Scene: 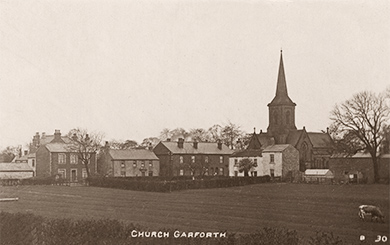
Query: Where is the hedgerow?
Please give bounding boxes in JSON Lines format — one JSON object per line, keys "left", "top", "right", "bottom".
{"left": 86, "top": 176, "right": 271, "bottom": 192}
{"left": 0, "top": 212, "right": 349, "bottom": 245}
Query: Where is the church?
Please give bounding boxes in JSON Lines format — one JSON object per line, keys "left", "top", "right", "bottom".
{"left": 245, "top": 51, "right": 333, "bottom": 172}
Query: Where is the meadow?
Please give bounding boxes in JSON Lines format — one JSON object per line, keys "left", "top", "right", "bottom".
{"left": 0, "top": 183, "right": 388, "bottom": 244}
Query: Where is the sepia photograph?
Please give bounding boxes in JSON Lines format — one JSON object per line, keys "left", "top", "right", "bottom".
{"left": 0, "top": 0, "right": 389, "bottom": 244}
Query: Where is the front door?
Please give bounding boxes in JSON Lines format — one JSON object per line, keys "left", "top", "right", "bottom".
{"left": 71, "top": 169, "right": 77, "bottom": 182}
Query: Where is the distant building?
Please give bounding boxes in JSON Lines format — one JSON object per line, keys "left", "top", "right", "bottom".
{"left": 153, "top": 139, "right": 233, "bottom": 176}
{"left": 247, "top": 51, "right": 333, "bottom": 171}
{"left": 99, "top": 143, "right": 160, "bottom": 177}
{"left": 34, "top": 130, "right": 97, "bottom": 182}
{"left": 0, "top": 163, "right": 34, "bottom": 180}
{"left": 329, "top": 152, "right": 390, "bottom": 184}
{"left": 304, "top": 169, "right": 334, "bottom": 184}
{"left": 229, "top": 141, "right": 299, "bottom": 181}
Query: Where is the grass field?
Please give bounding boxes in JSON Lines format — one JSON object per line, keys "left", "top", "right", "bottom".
{"left": 0, "top": 183, "right": 389, "bottom": 244}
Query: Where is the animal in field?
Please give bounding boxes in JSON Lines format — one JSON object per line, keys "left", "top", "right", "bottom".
{"left": 358, "top": 205, "right": 385, "bottom": 223}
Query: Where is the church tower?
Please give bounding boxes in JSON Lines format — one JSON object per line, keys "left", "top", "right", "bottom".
{"left": 267, "top": 51, "right": 297, "bottom": 143}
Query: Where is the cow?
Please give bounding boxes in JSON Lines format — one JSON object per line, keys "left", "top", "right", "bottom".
{"left": 358, "top": 205, "right": 385, "bottom": 223}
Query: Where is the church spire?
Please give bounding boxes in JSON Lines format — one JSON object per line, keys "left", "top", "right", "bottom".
{"left": 268, "top": 50, "right": 296, "bottom": 106}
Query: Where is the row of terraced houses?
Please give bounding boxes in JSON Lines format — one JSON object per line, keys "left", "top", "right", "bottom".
{"left": 3, "top": 52, "right": 389, "bottom": 184}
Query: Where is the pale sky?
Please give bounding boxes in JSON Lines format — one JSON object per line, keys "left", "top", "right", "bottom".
{"left": 0, "top": 0, "right": 389, "bottom": 149}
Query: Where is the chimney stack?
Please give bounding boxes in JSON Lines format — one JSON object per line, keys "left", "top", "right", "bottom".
{"left": 72, "top": 133, "right": 78, "bottom": 141}
{"left": 24, "top": 150, "right": 28, "bottom": 156}
{"left": 217, "top": 140, "right": 222, "bottom": 150}
{"left": 326, "top": 127, "right": 329, "bottom": 134}
{"left": 54, "top": 129, "right": 61, "bottom": 141}
{"left": 193, "top": 140, "right": 198, "bottom": 149}
{"left": 41, "top": 132, "right": 46, "bottom": 139}
{"left": 167, "top": 138, "right": 171, "bottom": 142}
{"left": 178, "top": 138, "right": 184, "bottom": 148}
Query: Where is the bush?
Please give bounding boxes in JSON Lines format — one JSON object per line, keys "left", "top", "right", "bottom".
{"left": 87, "top": 176, "right": 271, "bottom": 192}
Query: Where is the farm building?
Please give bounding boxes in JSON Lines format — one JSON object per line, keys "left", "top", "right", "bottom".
{"left": 304, "top": 169, "right": 334, "bottom": 183}
{"left": 0, "top": 162, "right": 34, "bottom": 180}
{"left": 99, "top": 144, "right": 160, "bottom": 177}
{"left": 329, "top": 152, "right": 390, "bottom": 184}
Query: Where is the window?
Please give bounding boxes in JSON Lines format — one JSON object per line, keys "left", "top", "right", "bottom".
{"left": 234, "top": 159, "right": 238, "bottom": 165}
{"left": 148, "top": 171, "right": 153, "bottom": 177}
{"left": 270, "top": 154, "right": 274, "bottom": 163}
{"left": 204, "top": 167, "right": 209, "bottom": 176}
{"left": 210, "top": 167, "right": 214, "bottom": 175}
{"left": 270, "top": 169, "right": 274, "bottom": 178}
{"left": 32, "top": 159, "right": 35, "bottom": 167}
{"left": 82, "top": 168, "right": 88, "bottom": 179}
{"left": 149, "top": 161, "right": 153, "bottom": 167}
{"left": 179, "top": 169, "right": 184, "bottom": 176}
{"left": 254, "top": 158, "right": 258, "bottom": 166}
{"left": 58, "top": 169, "right": 66, "bottom": 179}
{"left": 121, "top": 161, "right": 126, "bottom": 177}
{"left": 133, "top": 161, "right": 137, "bottom": 168}
{"left": 234, "top": 171, "right": 238, "bottom": 177}
{"left": 58, "top": 153, "right": 66, "bottom": 164}
{"left": 141, "top": 161, "right": 145, "bottom": 168}
{"left": 191, "top": 156, "right": 195, "bottom": 163}
{"left": 219, "top": 156, "right": 223, "bottom": 164}
{"left": 70, "top": 154, "right": 78, "bottom": 164}
{"left": 274, "top": 111, "right": 279, "bottom": 125}
{"left": 219, "top": 168, "right": 224, "bottom": 176}
{"left": 286, "top": 111, "right": 291, "bottom": 125}
{"left": 70, "top": 169, "right": 77, "bottom": 182}
{"left": 251, "top": 171, "right": 258, "bottom": 177}
{"left": 205, "top": 156, "right": 209, "bottom": 163}
{"left": 179, "top": 156, "right": 184, "bottom": 164}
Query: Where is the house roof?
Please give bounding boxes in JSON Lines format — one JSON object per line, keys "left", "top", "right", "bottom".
{"left": 263, "top": 144, "right": 292, "bottom": 152}
{"left": 13, "top": 155, "right": 28, "bottom": 162}
{"left": 109, "top": 149, "right": 159, "bottom": 160}
{"left": 159, "top": 141, "right": 233, "bottom": 155}
{"left": 0, "top": 163, "right": 33, "bottom": 172}
{"left": 40, "top": 135, "right": 72, "bottom": 145}
{"left": 307, "top": 132, "right": 333, "bottom": 148}
{"left": 305, "top": 169, "right": 333, "bottom": 176}
{"left": 27, "top": 153, "right": 36, "bottom": 158}
{"left": 231, "top": 149, "right": 262, "bottom": 157}
{"left": 45, "top": 143, "right": 70, "bottom": 153}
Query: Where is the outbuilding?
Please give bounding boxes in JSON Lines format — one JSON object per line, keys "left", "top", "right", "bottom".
{"left": 304, "top": 169, "right": 334, "bottom": 183}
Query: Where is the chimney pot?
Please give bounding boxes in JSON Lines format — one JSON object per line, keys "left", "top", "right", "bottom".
{"left": 193, "top": 140, "right": 198, "bottom": 149}
{"left": 167, "top": 138, "right": 171, "bottom": 142}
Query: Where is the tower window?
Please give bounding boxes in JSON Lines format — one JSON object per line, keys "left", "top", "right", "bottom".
{"left": 286, "top": 111, "right": 291, "bottom": 125}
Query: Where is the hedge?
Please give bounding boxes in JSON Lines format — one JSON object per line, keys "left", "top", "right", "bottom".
{"left": 0, "top": 211, "right": 349, "bottom": 245}
{"left": 86, "top": 176, "right": 271, "bottom": 192}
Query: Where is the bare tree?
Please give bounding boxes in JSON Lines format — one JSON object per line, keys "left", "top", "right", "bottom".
{"left": 189, "top": 128, "right": 210, "bottom": 142}
{"left": 109, "top": 139, "right": 139, "bottom": 149}
{"left": 159, "top": 128, "right": 171, "bottom": 141}
{"left": 330, "top": 91, "right": 389, "bottom": 183}
{"left": 221, "top": 121, "right": 244, "bottom": 150}
{"left": 67, "top": 128, "right": 104, "bottom": 178}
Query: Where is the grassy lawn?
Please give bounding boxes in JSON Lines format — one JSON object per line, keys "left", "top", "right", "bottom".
{"left": 0, "top": 183, "right": 389, "bottom": 244}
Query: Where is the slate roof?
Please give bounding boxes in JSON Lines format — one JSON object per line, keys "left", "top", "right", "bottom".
{"left": 14, "top": 155, "right": 28, "bottom": 162}
{"left": 40, "top": 135, "right": 72, "bottom": 145}
{"left": 45, "top": 143, "right": 72, "bottom": 153}
{"left": 263, "top": 144, "right": 292, "bottom": 152}
{"left": 307, "top": 132, "right": 333, "bottom": 148}
{"left": 159, "top": 141, "right": 233, "bottom": 155}
{"left": 231, "top": 149, "right": 262, "bottom": 157}
{"left": 286, "top": 130, "right": 304, "bottom": 147}
{"left": 109, "top": 149, "right": 159, "bottom": 160}
{"left": 0, "top": 163, "right": 33, "bottom": 172}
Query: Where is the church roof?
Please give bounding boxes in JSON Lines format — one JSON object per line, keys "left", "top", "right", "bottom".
{"left": 307, "top": 132, "right": 333, "bottom": 148}
{"left": 268, "top": 51, "right": 296, "bottom": 107}
{"left": 286, "top": 130, "right": 305, "bottom": 147}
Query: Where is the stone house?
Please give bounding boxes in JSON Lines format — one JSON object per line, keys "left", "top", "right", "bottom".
{"left": 34, "top": 130, "right": 97, "bottom": 182}
{"left": 153, "top": 139, "right": 233, "bottom": 176}
{"left": 99, "top": 145, "right": 160, "bottom": 177}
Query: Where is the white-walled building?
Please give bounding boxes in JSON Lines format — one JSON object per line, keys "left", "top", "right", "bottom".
{"left": 262, "top": 144, "right": 299, "bottom": 180}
